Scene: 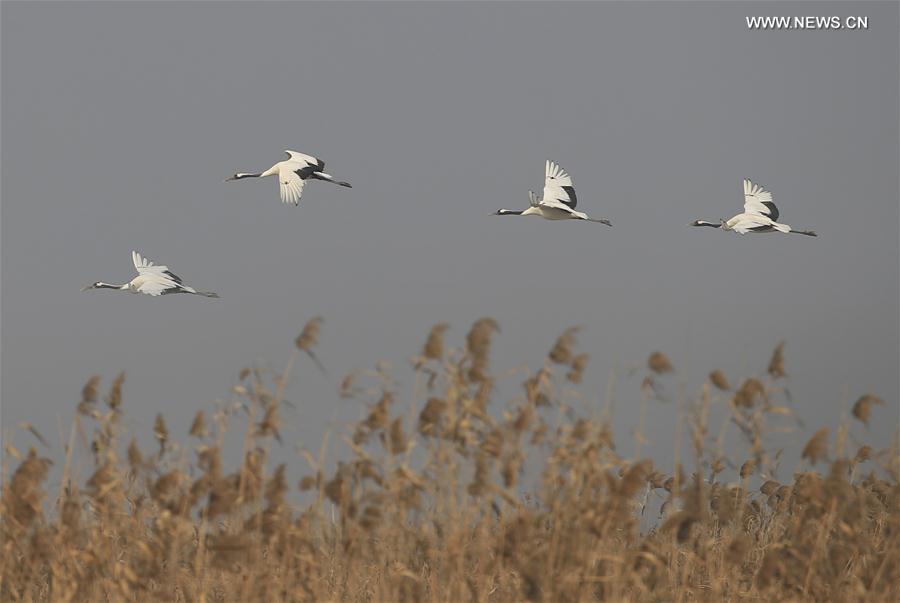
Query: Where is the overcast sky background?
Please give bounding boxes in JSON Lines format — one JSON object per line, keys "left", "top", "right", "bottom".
{"left": 3, "top": 2, "right": 897, "bottom": 486}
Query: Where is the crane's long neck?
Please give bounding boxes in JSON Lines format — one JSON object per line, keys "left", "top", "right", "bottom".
{"left": 496, "top": 209, "right": 524, "bottom": 216}
{"left": 234, "top": 172, "right": 264, "bottom": 179}
{"left": 693, "top": 220, "right": 723, "bottom": 228}
{"left": 98, "top": 282, "right": 129, "bottom": 290}
{"left": 259, "top": 164, "right": 281, "bottom": 178}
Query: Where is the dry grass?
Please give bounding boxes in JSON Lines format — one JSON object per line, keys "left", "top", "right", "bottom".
{"left": 2, "top": 320, "right": 898, "bottom": 602}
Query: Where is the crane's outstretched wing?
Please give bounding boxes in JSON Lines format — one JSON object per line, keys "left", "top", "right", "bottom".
{"left": 279, "top": 170, "right": 308, "bottom": 205}
{"left": 285, "top": 149, "right": 325, "bottom": 178}
{"left": 280, "top": 150, "right": 326, "bottom": 205}
{"left": 132, "top": 251, "right": 184, "bottom": 286}
{"left": 540, "top": 160, "right": 578, "bottom": 209}
{"left": 743, "top": 179, "right": 779, "bottom": 221}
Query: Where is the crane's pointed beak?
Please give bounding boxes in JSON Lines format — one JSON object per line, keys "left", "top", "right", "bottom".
{"left": 224, "top": 175, "right": 237, "bottom": 182}
{"left": 80, "top": 284, "right": 93, "bottom": 292}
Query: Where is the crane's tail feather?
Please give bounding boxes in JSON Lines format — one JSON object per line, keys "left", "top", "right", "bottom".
{"left": 313, "top": 172, "right": 352, "bottom": 188}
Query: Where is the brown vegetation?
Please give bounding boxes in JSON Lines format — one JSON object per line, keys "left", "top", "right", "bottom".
{"left": 2, "top": 321, "right": 898, "bottom": 602}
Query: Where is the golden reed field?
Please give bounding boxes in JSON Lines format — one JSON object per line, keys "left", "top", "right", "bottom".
{"left": 2, "top": 319, "right": 897, "bottom": 602}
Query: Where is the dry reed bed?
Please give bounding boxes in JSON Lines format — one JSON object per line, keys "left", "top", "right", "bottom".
{"left": 1, "top": 319, "right": 898, "bottom": 602}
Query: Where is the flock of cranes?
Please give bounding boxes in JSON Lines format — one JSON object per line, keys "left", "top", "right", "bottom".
{"left": 82, "top": 151, "right": 817, "bottom": 298}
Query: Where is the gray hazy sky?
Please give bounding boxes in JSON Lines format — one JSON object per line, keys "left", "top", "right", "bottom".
{"left": 2, "top": 2, "right": 897, "bottom": 478}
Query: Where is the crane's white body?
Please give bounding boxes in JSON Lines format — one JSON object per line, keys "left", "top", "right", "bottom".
{"left": 495, "top": 160, "right": 611, "bottom": 225}
{"left": 226, "top": 150, "right": 351, "bottom": 206}
{"left": 82, "top": 251, "right": 218, "bottom": 297}
{"left": 692, "top": 180, "right": 816, "bottom": 236}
